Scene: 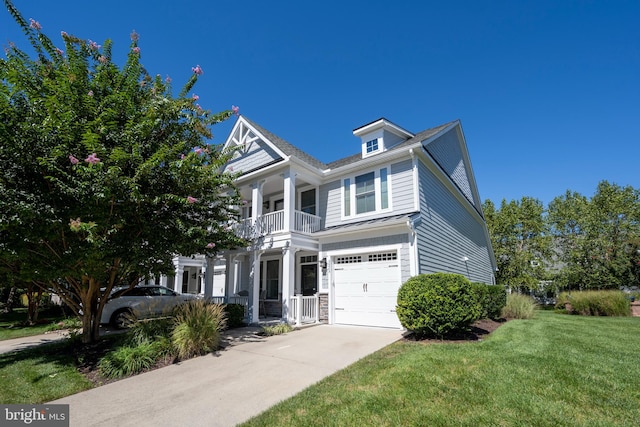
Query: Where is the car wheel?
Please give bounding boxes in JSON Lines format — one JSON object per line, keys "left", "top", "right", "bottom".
{"left": 112, "top": 309, "right": 134, "bottom": 329}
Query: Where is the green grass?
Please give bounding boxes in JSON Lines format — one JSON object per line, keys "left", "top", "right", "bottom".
{"left": 0, "top": 307, "right": 72, "bottom": 341}
{"left": 242, "top": 312, "right": 640, "bottom": 426}
{"left": 0, "top": 339, "right": 92, "bottom": 403}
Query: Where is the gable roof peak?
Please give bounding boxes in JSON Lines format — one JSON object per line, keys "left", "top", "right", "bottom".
{"left": 352, "top": 117, "right": 414, "bottom": 139}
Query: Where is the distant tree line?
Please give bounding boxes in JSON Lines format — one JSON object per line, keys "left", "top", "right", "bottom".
{"left": 483, "top": 181, "right": 640, "bottom": 293}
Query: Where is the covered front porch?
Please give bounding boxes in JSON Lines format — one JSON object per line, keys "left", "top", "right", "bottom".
{"left": 216, "top": 237, "right": 324, "bottom": 326}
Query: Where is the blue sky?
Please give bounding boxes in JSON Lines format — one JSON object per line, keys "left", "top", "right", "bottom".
{"left": 2, "top": 0, "right": 639, "bottom": 206}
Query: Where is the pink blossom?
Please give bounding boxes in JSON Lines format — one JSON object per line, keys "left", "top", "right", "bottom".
{"left": 232, "top": 105, "right": 240, "bottom": 116}
{"left": 29, "top": 19, "right": 42, "bottom": 31}
{"left": 187, "top": 196, "right": 198, "bottom": 204}
{"left": 192, "top": 94, "right": 199, "bottom": 101}
{"left": 56, "top": 48, "right": 64, "bottom": 56}
{"left": 88, "top": 40, "right": 100, "bottom": 51}
{"left": 98, "top": 55, "right": 107, "bottom": 63}
{"left": 206, "top": 242, "right": 216, "bottom": 248}
{"left": 60, "top": 31, "right": 67, "bottom": 38}
{"left": 69, "top": 218, "right": 82, "bottom": 231}
{"left": 165, "top": 75, "right": 172, "bottom": 83}
{"left": 130, "top": 30, "right": 139, "bottom": 42}
{"left": 191, "top": 64, "right": 203, "bottom": 75}
{"left": 85, "top": 153, "right": 100, "bottom": 164}
{"left": 196, "top": 104, "right": 202, "bottom": 111}
{"left": 180, "top": 154, "right": 186, "bottom": 160}
{"left": 87, "top": 90, "right": 94, "bottom": 97}
{"left": 194, "top": 147, "right": 204, "bottom": 155}
{"left": 69, "top": 155, "right": 79, "bottom": 165}
{"left": 132, "top": 47, "right": 140, "bottom": 54}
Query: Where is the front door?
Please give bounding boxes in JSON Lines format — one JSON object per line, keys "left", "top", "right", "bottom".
{"left": 301, "top": 264, "right": 317, "bottom": 296}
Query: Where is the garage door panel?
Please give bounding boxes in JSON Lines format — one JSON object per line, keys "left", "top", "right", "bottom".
{"left": 333, "top": 253, "right": 402, "bottom": 329}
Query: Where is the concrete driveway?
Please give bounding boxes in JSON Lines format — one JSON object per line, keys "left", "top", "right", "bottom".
{"left": 50, "top": 324, "right": 402, "bottom": 427}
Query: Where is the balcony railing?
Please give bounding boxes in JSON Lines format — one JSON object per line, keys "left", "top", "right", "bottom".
{"left": 233, "top": 210, "right": 321, "bottom": 239}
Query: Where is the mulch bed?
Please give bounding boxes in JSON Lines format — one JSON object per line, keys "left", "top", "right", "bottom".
{"left": 401, "top": 318, "right": 507, "bottom": 343}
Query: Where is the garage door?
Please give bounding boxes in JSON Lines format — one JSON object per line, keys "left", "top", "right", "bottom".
{"left": 333, "top": 251, "right": 402, "bottom": 328}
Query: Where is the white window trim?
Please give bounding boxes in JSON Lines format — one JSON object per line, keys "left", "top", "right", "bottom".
{"left": 361, "top": 129, "right": 385, "bottom": 158}
{"left": 341, "top": 166, "right": 393, "bottom": 220}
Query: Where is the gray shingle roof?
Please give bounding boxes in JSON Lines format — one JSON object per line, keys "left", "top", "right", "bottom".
{"left": 242, "top": 117, "right": 328, "bottom": 170}
{"left": 241, "top": 116, "right": 458, "bottom": 171}
{"left": 325, "top": 120, "right": 458, "bottom": 169}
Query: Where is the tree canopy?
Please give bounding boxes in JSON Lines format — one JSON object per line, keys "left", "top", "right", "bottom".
{"left": 484, "top": 181, "right": 640, "bottom": 293}
{"left": 0, "top": 1, "right": 245, "bottom": 342}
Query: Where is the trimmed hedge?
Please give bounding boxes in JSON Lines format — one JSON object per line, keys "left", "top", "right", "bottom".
{"left": 396, "top": 273, "right": 482, "bottom": 338}
{"left": 471, "top": 282, "right": 507, "bottom": 320}
{"left": 224, "top": 303, "right": 246, "bottom": 328}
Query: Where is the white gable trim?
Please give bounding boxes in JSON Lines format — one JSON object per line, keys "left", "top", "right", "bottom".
{"left": 223, "top": 117, "right": 289, "bottom": 160}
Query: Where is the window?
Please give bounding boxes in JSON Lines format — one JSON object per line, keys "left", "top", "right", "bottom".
{"left": 260, "top": 259, "right": 280, "bottom": 300}
{"left": 343, "top": 167, "right": 391, "bottom": 217}
{"left": 300, "top": 189, "right": 316, "bottom": 215}
{"left": 365, "top": 138, "right": 379, "bottom": 153}
{"left": 380, "top": 168, "right": 389, "bottom": 209}
{"left": 355, "top": 172, "right": 376, "bottom": 214}
{"left": 343, "top": 178, "right": 351, "bottom": 216}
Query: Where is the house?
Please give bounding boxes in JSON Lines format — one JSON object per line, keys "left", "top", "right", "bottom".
{"left": 159, "top": 116, "right": 497, "bottom": 329}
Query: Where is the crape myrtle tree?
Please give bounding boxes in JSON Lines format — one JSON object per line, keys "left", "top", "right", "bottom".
{"left": 0, "top": 1, "right": 246, "bottom": 343}
{"left": 482, "top": 197, "right": 551, "bottom": 291}
{"left": 548, "top": 181, "right": 640, "bottom": 290}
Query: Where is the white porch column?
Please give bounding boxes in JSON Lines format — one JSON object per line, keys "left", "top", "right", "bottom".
{"left": 283, "top": 170, "right": 296, "bottom": 232}
{"left": 251, "top": 181, "right": 264, "bottom": 225}
{"left": 281, "top": 245, "right": 295, "bottom": 322}
{"left": 249, "top": 251, "right": 261, "bottom": 324}
{"left": 174, "top": 265, "right": 183, "bottom": 294}
{"left": 225, "top": 255, "right": 235, "bottom": 297}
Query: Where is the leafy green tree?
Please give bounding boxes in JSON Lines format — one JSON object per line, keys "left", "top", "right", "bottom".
{"left": 549, "top": 181, "right": 640, "bottom": 290}
{"left": 482, "top": 197, "right": 551, "bottom": 291}
{"left": 0, "top": 1, "right": 245, "bottom": 343}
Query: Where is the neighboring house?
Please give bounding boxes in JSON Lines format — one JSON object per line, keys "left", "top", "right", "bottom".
{"left": 159, "top": 116, "right": 497, "bottom": 329}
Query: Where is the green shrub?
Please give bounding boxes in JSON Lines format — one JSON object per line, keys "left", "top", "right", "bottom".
{"left": 261, "top": 323, "right": 294, "bottom": 336}
{"left": 471, "top": 283, "right": 507, "bottom": 320}
{"left": 396, "top": 273, "right": 482, "bottom": 338}
{"left": 172, "top": 300, "right": 227, "bottom": 360}
{"left": 557, "top": 290, "right": 630, "bottom": 317}
{"left": 98, "top": 340, "right": 169, "bottom": 379}
{"left": 501, "top": 293, "right": 537, "bottom": 319}
{"left": 224, "top": 303, "right": 246, "bottom": 328}
{"left": 128, "top": 317, "right": 173, "bottom": 345}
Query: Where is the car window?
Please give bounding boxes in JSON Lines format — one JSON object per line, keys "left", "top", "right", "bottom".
{"left": 158, "top": 287, "right": 176, "bottom": 296}
{"left": 113, "top": 287, "right": 149, "bottom": 298}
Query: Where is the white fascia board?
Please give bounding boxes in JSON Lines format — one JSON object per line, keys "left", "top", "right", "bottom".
{"left": 323, "top": 142, "right": 421, "bottom": 177}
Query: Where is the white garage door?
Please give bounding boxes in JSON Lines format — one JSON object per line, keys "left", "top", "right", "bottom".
{"left": 333, "top": 251, "right": 402, "bottom": 328}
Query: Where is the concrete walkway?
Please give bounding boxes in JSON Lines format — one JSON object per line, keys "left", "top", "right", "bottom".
{"left": 0, "top": 330, "right": 70, "bottom": 354}
{"left": 48, "top": 324, "right": 402, "bottom": 427}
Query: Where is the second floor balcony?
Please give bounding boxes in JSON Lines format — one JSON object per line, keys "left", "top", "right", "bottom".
{"left": 234, "top": 209, "right": 322, "bottom": 240}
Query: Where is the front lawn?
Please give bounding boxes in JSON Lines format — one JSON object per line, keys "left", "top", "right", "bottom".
{"left": 0, "top": 308, "right": 73, "bottom": 341}
{"left": 242, "top": 311, "right": 640, "bottom": 426}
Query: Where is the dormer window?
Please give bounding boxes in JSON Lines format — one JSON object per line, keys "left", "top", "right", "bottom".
{"left": 365, "top": 139, "right": 379, "bottom": 154}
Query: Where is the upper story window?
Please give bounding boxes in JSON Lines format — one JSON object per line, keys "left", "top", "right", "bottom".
{"left": 342, "top": 167, "right": 391, "bottom": 217}
{"left": 365, "top": 138, "right": 379, "bottom": 154}
{"left": 355, "top": 172, "right": 375, "bottom": 214}
{"left": 300, "top": 189, "right": 316, "bottom": 215}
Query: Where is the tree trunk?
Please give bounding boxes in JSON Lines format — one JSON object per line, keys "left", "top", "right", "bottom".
{"left": 2, "top": 286, "right": 17, "bottom": 314}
